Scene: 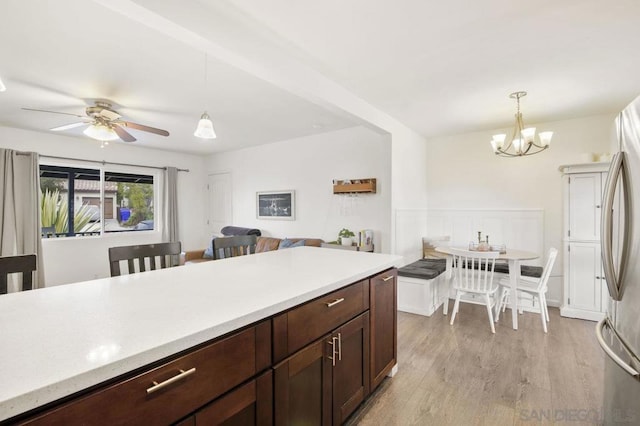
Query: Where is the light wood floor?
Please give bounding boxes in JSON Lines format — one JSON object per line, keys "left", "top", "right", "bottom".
{"left": 348, "top": 303, "right": 605, "bottom": 425}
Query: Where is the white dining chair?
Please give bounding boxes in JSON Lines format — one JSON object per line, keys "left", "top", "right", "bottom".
{"left": 496, "top": 247, "right": 558, "bottom": 333}
{"left": 449, "top": 248, "right": 500, "bottom": 333}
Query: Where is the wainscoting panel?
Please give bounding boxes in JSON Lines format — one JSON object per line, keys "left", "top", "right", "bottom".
{"left": 426, "top": 209, "right": 545, "bottom": 266}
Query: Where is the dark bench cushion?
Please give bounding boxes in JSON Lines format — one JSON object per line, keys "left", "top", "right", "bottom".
{"left": 457, "top": 261, "right": 542, "bottom": 278}
{"left": 398, "top": 258, "right": 447, "bottom": 280}
{"left": 493, "top": 263, "right": 543, "bottom": 278}
{"left": 399, "top": 258, "right": 542, "bottom": 280}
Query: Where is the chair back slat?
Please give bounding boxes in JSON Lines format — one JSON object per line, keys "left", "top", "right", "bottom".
{"left": 213, "top": 235, "right": 257, "bottom": 260}
{"left": 450, "top": 248, "right": 499, "bottom": 293}
{"left": 536, "top": 248, "right": 558, "bottom": 292}
{"left": 109, "top": 242, "right": 182, "bottom": 277}
{"left": 0, "top": 254, "right": 37, "bottom": 294}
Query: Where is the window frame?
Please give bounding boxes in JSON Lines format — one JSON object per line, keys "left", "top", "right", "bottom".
{"left": 40, "top": 161, "right": 162, "bottom": 239}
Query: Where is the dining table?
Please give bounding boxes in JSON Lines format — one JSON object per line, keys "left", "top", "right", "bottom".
{"left": 435, "top": 246, "right": 539, "bottom": 330}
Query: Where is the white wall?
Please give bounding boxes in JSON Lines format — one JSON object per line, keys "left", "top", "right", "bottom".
{"left": 390, "top": 128, "right": 429, "bottom": 263}
{"left": 0, "top": 126, "right": 208, "bottom": 286}
{"left": 425, "top": 113, "right": 616, "bottom": 304}
{"left": 205, "top": 126, "right": 392, "bottom": 252}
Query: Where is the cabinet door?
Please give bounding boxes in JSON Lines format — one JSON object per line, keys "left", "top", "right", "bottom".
{"left": 568, "top": 242, "right": 602, "bottom": 312}
{"left": 568, "top": 172, "right": 602, "bottom": 241}
{"left": 370, "top": 269, "right": 397, "bottom": 391}
{"left": 332, "top": 312, "right": 370, "bottom": 425}
{"left": 274, "top": 337, "right": 332, "bottom": 426}
{"left": 195, "top": 371, "right": 272, "bottom": 425}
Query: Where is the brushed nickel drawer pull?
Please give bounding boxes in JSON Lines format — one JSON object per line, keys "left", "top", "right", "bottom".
{"left": 146, "top": 367, "right": 196, "bottom": 394}
{"left": 382, "top": 275, "right": 394, "bottom": 282}
{"left": 337, "top": 332, "right": 342, "bottom": 361}
{"left": 326, "top": 298, "right": 344, "bottom": 307}
{"left": 327, "top": 337, "right": 337, "bottom": 366}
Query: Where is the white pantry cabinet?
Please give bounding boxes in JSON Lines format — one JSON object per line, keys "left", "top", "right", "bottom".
{"left": 559, "top": 162, "right": 610, "bottom": 321}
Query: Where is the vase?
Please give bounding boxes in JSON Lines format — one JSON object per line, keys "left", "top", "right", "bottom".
{"left": 341, "top": 237, "right": 353, "bottom": 246}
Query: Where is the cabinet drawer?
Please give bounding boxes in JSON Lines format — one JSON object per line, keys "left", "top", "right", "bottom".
{"left": 21, "top": 321, "right": 271, "bottom": 426}
{"left": 273, "top": 281, "right": 369, "bottom": 362}
{"left": 195, "top": 370, "right": 272, "bottom": 425}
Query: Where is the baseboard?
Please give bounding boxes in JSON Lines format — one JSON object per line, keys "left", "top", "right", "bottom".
{"left": 397, "top": 305, "right": 436, "bottom": 317}
{"left": 560, "top": 306, "right": 605, "bottom": 322}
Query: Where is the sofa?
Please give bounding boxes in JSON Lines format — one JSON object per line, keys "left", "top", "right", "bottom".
{"left": 180, "top": 226, "right": 323, "bottom": 265}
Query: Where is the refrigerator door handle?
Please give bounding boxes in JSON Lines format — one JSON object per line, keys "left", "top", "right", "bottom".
{"left": 601, "top": 151, "right": 631, "bottom": 301}
{"left": 596, "top": 318, "right": 640, "bottom": 379}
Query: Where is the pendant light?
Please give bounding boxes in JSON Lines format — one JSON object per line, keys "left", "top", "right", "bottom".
{"left": 194, "top": 54, "right": 217, "bottom": 139}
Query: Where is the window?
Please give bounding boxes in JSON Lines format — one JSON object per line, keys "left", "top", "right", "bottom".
{"left": 40, "top": 165, "right": 155, "bottom": 237}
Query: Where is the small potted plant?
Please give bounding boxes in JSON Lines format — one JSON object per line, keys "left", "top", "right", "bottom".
{"left": 338, "top": 228, "right": 355, "bottom": 246}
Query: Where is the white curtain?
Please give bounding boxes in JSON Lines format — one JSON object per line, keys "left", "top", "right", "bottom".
{"left": 0, "top": 149, "right": 44, "bottom": 290}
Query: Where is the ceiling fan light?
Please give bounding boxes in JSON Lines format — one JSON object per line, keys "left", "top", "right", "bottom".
{"left": 83, "top": 123, "right": 119, "bottom": 141}
{"left": 194, "top": 112, "right": 217, "bottom": 139}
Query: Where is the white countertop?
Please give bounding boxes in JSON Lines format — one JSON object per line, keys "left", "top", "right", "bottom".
{"left": 0, "top": 246, "right": 401, "bottom": 421}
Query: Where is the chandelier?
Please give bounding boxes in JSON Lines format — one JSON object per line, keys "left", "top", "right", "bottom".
{"left": 490, "top": 91, "right": 552, "bottom": 157}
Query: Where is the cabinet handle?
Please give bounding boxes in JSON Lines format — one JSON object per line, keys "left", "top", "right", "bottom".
{"left": 146, "top": 368, "right": 196, "bottom": 394}
{"left": 327, "top": 337, "right": 337, "bottom": 366}
{"left": 596, "top": 276, "right": 601, "bottom": 280}
{"left": 326, "top": 298, "right": 344, "bottom": 307}
{"left": 337, "top": 332, "right": 342, "bottom": 361}
{"left": 596, "top": 205, "right": 601, "bottom": 208}
{"left": 381, "top": 275, "right": 394, "bottom": 282}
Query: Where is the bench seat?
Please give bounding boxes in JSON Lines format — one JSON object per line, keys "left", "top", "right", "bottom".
{"left": 397, "top": 257, "right": 542, "bottom": 317}
{"left": 398, "top": 259, "right": 448, "bottom": 317}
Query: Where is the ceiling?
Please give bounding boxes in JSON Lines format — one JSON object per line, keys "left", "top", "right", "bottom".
{"left": 2, "top": 1, "right": 640, "bottom": 154}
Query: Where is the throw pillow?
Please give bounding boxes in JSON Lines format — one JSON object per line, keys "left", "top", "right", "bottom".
{"left": 278, "top": 238, "right": 306, "bottom": 249}
{"left": 203, "top": 237, "right": 217, "bottom": 259}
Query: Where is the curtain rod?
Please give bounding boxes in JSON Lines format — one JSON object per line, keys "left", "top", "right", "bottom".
{"left": 25, "top": 153, "right": 189, "bottom": 172}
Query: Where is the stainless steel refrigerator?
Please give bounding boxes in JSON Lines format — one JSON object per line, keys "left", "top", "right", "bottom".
{"left": 597, "top": 94, "right": 640, "bottom": 425}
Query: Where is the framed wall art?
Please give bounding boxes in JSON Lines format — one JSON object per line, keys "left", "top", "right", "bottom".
{"left": 256, "top": 190, "right": 295, "bottom": 220}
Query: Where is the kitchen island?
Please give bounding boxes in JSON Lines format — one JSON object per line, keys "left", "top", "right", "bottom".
{"left": 0, "top": 246, "right": 402, "bottom": 424}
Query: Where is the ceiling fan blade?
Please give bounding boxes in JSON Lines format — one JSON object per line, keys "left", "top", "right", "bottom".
{"left": 118, "top": 121, "right": 170, "bottom": 137}
{"left": 22, "top": 107, "right": 85, "bottom": 118}
{"left": 50, "top": 122, "right": 90, "bottom": 131}
{"left": 113, "top": 124, "right": 137, "bottom": 142}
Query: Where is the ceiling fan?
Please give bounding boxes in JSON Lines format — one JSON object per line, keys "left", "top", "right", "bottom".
{"left": 22, "top": 101, "right": 170, "bottom": 142}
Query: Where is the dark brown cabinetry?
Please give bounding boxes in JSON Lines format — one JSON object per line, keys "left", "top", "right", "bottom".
{"left": 332, "top": 312, "right": 369, "bottom": 424}
{"left": 273, "top": 335, "right": 332, "bottom": 425}
{"left": 273, "top": 313, "right": 369, "bottom": 426}
{"left": 369, "top": 269, "right": 397, "bottom": 391}
{"left": 194, "top": 371, "right": 273, "bottom": 425}
{"left": 273, "top": 280, "right": 369, "bottom": 363}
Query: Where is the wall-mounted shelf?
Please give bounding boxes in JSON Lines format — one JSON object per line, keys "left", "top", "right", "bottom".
{"left": 333, "top": 178, "right": 376, "bottom": 194}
